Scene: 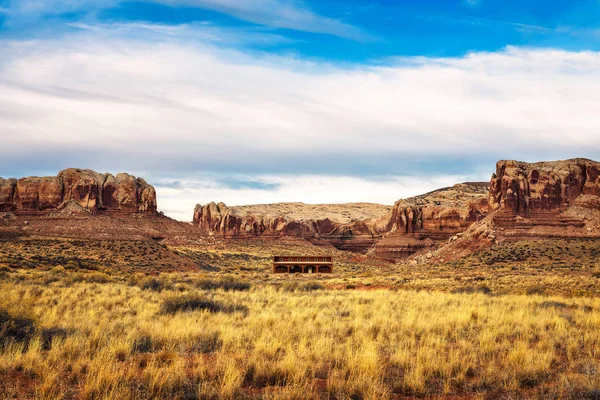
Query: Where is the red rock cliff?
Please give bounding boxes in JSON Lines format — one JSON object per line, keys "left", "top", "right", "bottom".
{"left": 193, "top": 183, "right": 490, "bottom": 257}
{"left": 489, "top": 159, "right": 600, "bottom": 215}
{"left": 368, "top": 183, "right": 490, "bottom": 258}
{"left": 433, "top": 159, "right": 600, "bottom": 263}
{"left": 193, "top": 201, "right": 390, "bottom": 252}
{"left": 0, "top": 168, "right": 157, "bottom": 214}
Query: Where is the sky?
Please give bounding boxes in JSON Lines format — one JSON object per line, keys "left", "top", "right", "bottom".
{"left": 1, "top": 1, "right": 600, "bottom": 220}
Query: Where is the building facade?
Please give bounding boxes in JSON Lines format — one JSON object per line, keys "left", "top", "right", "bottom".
{"left": 272, "top": 256, "right": 333, "bottom": 273}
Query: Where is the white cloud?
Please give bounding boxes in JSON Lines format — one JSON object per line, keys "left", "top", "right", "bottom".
{"left": 1, "top": 31, "right": 600, "bottom": 219}
{"left": 4, "top": 37, "right": 598, "bottom": 157}
{"left": 68, "top": 21, "right": 294, "bottom": 46}
{"left": 158, "top": 0, "right": 367, "bottom": 40}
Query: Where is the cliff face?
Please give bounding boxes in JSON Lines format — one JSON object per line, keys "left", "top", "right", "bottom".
{"left": 433, "top": 159, "right": 600, "bottom": 263}
{"left": 0, "top": 168, "right": 157, "bottom": 214}
{"left": 192, "top": 202, "right": 389, "bottom": 252}
{"left": 484, "top": 158, "right": 600, "bottom": 239}
{"left": 368, "top": 183, "right": 490, "bottom": 258}
{"left": 193, "top": 183, "right": 490, "bottom": 256}
{"left": 489, "top": 159, "right": 600, "bottom": 215}
{"left": 374, "top": 183, "right": 490, "bottom": 234}
{"left": 193, "top": 158, "right": 600, "bottom": 261}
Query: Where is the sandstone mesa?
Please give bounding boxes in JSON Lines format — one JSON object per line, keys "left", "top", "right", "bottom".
{"left": 2, "top": 158, "right": 600, "bottom": 262}
{"left": 193, "top": 159, "right": 600, "bottom": 260}
{"left": 0, "top": 168, "right": 157, "bottom": 215}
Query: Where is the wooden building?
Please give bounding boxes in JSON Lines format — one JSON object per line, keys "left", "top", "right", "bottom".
{"left": 272, "top": 256, "right": 333, "bottom": 273}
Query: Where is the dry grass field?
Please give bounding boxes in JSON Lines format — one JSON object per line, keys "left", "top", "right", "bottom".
{"left": 1, "top": 265, "right": 600, "bottom": 399}
{"left": 2, "top": 236, "right": 600, "bottom": 398}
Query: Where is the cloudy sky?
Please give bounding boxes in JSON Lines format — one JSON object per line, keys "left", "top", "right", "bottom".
{"left": 1, "top": 0, "right": 600, "bottom": 220}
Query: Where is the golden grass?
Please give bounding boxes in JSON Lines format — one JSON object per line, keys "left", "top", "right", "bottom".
{"left": 2, "top": 270, "right": 600, "bottom": 399}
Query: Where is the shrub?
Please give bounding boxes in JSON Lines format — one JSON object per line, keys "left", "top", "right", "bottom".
{"left": 40, "top": 327, "right": 69, "bottom": 350}
{"left": 282, "top": 282, "right": 324, "bottom": 292}
{"left": 451, "top": 285, "right": 491, "bottom": 295}
{"left": 190, "top": 331, "right": 223, "bottom": 353}
{"left": 539, "top": 301, "right": 573, "bottom": 310}
{"left": 132, "top": 334, "right": 154, "bottom": 353}
{"left": 525, "top": 285, "right": 547, "bottom": 295}
{"left": 160, "top": 294, "right": 248, "bottom": 315}
{"left": 64, "top": 260, "right": 79, "bottom": 270}
{"left": 85, "top": 272, "right": 112, "bottom": 283}
{"left": 195, "top": 276, "right": 251, "bottom": 292}
{"left": 0, "top": 307, "right": 36, "bottom": 345}
{"left": 139, "top": 276, "right": 172, "bottom": 292}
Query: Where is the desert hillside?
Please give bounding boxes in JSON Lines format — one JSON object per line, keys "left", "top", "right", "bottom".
{"left": 218, "top": 202, "right": 392, "bottom": 224}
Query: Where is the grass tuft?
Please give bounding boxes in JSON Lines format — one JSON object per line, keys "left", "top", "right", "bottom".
{"left": 282, "top": 282, "right": 324, "bottom": 292}
{"left": 139, "top": 276, "right": 172, "bottom": 292}
{"left": 195, "top": 276, "right": 251, "bottom": 291}
{"left": 160, "top": 294, "right": 248, "bottom": 315}
{"left": 0, "top": 307, "right": 36, "bottom": 346}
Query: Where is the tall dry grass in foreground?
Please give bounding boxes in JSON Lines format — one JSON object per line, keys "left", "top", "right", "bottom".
{"left": 1, "top": 271, "right": 600, "bottom": 399}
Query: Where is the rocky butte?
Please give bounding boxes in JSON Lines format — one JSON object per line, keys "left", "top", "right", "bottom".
{"left": 0, "top": 168, "right": 157, "bottom": 215}
{"left": 368, "top": 182, "right": 490, "bottom": 259}
{"left": 192, "top": 202, "right": 393, "bottom": 253}
{"left": 489, "top": 158, "right": 600, "bottom": 213}
{"left": 3, "top": 158, "right": 599, "bottom": 261}
{"left": 485, "top": 158, "right": 600, "bottom": 235}
{"left": 434, "top": 158, "right": 600, "bottom": 261}
{"left": 193, "top": 182, "right": 491, "bottom": 257}
{"left": 194, "top": 158, "right": 600, "bottom": 260}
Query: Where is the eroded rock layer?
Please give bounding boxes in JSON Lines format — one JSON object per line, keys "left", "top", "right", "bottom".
{"left": 193, "top": 202, "right": 389, "bottom": 253}
{"left": 489, "top": 158, "right": 600, "bottom": 215}
{"left": 194, "top": 183, "right": 490, "bottom": 256}
{"left": 368, "top": 183, "right": 490, "bottom": 258}
{"left": 193, "top": 159, "right": 600, "bottom": 260}
{"left": 0, "top": 169, "right": 157, "bottom": 214}
{"left": 432, "top": 159, "right": 600, "bottom": 263}
{"left": 487, "top": 159, "right": 600, "bottom": 235}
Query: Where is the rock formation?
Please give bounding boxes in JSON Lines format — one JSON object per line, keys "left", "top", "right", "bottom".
{"left": 193, "top": 183, "right": 490, "bottom": 256}
{"left": 485, "top": 159, "right": 600, "bottom": 235}
{"left": 0, "top": 178, "right": 17, "bottom": 212}
{"left": 368, "top": 183, "right": 490, "bottom": 258}
{"left": 489, "top": 158, "right": 600, "bottom": 215}
{"left": 432, "top": 159, "right": 600, "bottom": 262}
{"left": 193, "top": 202, "right": 390, "bottom": 252}
{"left": 192, "top": 159, "right": 600, "bottom": 261}
{"left": 0, "top": 169, "right": 157, "bottom": 215}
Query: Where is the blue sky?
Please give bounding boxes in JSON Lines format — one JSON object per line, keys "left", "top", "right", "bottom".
{"left": 3, "top": 0, "right": 600, "bottom": 60}
{"left": 1, "top": 0, "right": 600, "bottom": 220}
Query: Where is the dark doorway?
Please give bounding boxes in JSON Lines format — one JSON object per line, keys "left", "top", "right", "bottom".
{"left": 275, "top": 265, "right": 288, "bottom": 273}
{"left": 290, "top": 265, "right": 302, "bottom": 273}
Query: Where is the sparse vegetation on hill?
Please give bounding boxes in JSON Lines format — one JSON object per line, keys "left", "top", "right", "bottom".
{"left": 0, "top": 236, "right": 197, "bottom": 272}
{"left": 453, "top": 239, "right": 600, "bottom": 269}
